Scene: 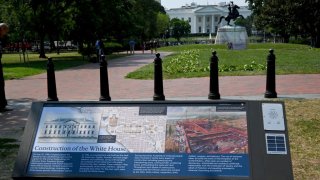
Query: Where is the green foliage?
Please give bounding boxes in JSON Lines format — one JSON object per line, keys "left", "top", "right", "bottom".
{"left": 0, "top": 0, "right": 165, "bottom": 57}
{"left": 157, "top": 13, "right": 170, "bottom": 37}
{"left": 235, "top": 15, "right": 254, "bottom": 36}
{"left": 170, "top": 18, "right": 191, "bottom": 42}
{"left": 104, "top": 42, "right": 123, "bottom": 55}
{"left": 247, "top": 0, "right": 320, "bottom": 47}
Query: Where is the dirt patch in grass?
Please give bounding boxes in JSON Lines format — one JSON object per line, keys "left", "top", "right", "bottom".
{"left": 285, "top": 99, "right": 320, "bottom": 180}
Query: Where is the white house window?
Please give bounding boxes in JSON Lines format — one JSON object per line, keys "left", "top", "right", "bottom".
{"left": 199, "top": 26, "right": 202, "bottom": 33}
{"left": 198, "top": 17, "right": 202, "bottom": 22}
{"left": 188, "top": 17, "right": 191, "bottom": 22}
{"left": 207, "top": 17, "right": 210, "bottom": 22}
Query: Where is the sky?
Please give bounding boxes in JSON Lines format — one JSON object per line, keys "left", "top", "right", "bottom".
{"left": 161, "top": 0, "right": 248, "bottom": 9}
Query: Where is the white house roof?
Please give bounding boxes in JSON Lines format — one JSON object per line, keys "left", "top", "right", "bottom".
{"left": 166, "top": 5, "right": 251, "bottom": 16}
{"left": 194, "top": 6, "right": 227, "bottom": 14}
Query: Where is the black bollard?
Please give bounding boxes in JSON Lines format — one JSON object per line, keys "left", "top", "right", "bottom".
{"left": 0, "top": 55, "right": 8, "bottom": 109}
{"left": 99, "top": 55, "right": 111, "bottom": 101}
{"left": 208, "top": 51, "right": 221, "bottom": 100}
{"left": 153, "top": 53, "right": 165, "bottom": 101}
{"left": 47, "top": 57, "right": 58, "bottom": 101}
{"left": 264, "top": 49, "right": 277, "bottom": 98}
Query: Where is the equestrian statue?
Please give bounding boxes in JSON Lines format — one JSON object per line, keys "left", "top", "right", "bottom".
{"left": 218, "top": 1, "right": 244, "bottom": 26}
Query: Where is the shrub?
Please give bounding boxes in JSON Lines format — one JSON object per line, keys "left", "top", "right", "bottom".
{"left": 104, "top": 42, "right": 123, "bottom": 54}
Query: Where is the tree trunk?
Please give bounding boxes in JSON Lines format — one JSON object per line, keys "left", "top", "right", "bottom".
{"left": 282, "top": 34, "right": 290, "bottom": 43}
{"left": 312, "top": 35, "right": 320, "bottom": 48}
{"left": 39, "top": 32, "right": 46, "bottom": 58}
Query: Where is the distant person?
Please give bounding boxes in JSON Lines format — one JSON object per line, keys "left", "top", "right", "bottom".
{"left": 142, "top": 42, "right": 146, "bottom": 54}
{"left": 95, "top": 39, "right": 104, "bottom": 62}
{"left": 227, "top": 42, "right": 233, "bottom": 50}
{"left": 0, "top": 23, "right": 10, "bottom": 111}
{"left": 129, "top": 40, "right": 136, "bottom": 54}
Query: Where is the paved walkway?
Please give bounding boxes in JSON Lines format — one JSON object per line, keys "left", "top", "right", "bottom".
{"left": 1, "top": 51, "right": 320, "bottom": 139}
{"left": 4, "top": 52, "right": 320, "bottom": 101}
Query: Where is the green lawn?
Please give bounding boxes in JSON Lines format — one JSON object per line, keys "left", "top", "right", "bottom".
{"left": 1, "top": 52, "right": 126, "bottom": 80}
{"left": 126, "top": 43, "right": 320, "bottom": 79}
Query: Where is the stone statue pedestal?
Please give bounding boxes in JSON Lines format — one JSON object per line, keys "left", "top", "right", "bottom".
{"left": 215, "top": 25, "right": 248, "bottom": 50}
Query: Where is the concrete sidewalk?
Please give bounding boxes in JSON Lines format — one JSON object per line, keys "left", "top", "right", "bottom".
{"left": 1, "top": 52, "right": 320, "bottom": 139}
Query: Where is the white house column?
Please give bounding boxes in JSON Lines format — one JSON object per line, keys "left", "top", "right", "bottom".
{"left": 193, "top": 16, "right": 197, "bottom": 34}
{"left": 202, "top": 15, "right": 206, "bottom": 33}
{"left": 211, "top": 15, "right": 215, "bottom": 33}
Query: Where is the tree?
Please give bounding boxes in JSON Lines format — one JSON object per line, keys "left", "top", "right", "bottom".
{"left": 293, "top": 0, "right": 320, "bottom": 47}
{"left": 29, "top": 0, "right": 75, "bottom": 58}
{"left": 0, "top": 0, "right": 33, "bottom": 42}
{"left": 170, "top": 18, "right": 191, "bottom": 42}
{"left": 156, "top": 13, "right": 170, "bottom": 38}
{"left": 247, "top": 0, "right": 320, "bottom": 47}
{"left": 131, "top": 0, "right": 165, "bottom": 42}
{"left": 0, "top": 0, "right": 168, "bottom": 56}
{"left": 247, "top": 0, "right": 294, "bottom": 43}
{"left": 235, "top": 15, "right": 254, "bottom": 36}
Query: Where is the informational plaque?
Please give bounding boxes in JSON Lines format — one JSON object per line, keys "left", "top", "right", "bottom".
{"left": 13, "top": 101, "right": 294, "bottom": 180}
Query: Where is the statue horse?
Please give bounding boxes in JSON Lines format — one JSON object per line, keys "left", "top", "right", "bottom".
{"left": 218, "top": 5, "right": 244, "bottom": 25}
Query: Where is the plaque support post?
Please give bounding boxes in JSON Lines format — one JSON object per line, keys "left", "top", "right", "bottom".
{"left": 208, "top": 51, "right": 221, "bottom": 100}
{"left": 99, "top": 55, "right": 111, "bottom": 101}
{"left": 264, "top": 49, "right": 277, "bottom": 98}
{"left": 153, "top": 53, "right": 165, "bottom": 101}
{"left": 47, "top": 57, "right": 58, "bottom": 101}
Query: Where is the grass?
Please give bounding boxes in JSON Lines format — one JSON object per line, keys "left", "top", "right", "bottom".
{"left": 1, "top": 52, "right": 126, "bottom": 80}
{"left": 286, "top": 99, "right": 320, "bottom": 180}
{"left": 126, "top": 43, "right": 320, "bottom": 79}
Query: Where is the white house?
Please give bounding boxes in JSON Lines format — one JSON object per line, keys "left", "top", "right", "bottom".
{"left": 41, "top": 118, "right": 98, "bottom": 138}
{"left": 166, "top": 2, "right": 252, "bottom": 34}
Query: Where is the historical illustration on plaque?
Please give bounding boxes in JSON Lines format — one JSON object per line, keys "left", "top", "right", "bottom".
{"left": 165, "top": 106, "right": 248, "bottom": 154}
{"left": 37, "top": 107, "right": 100, "bottom": 143}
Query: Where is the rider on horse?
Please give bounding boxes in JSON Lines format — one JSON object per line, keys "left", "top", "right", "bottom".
{"left": 218, "top": 1, "right": 243, "bottom": 25}
{"left": 229, "top": 1, "right": 240, "bottom": 19}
